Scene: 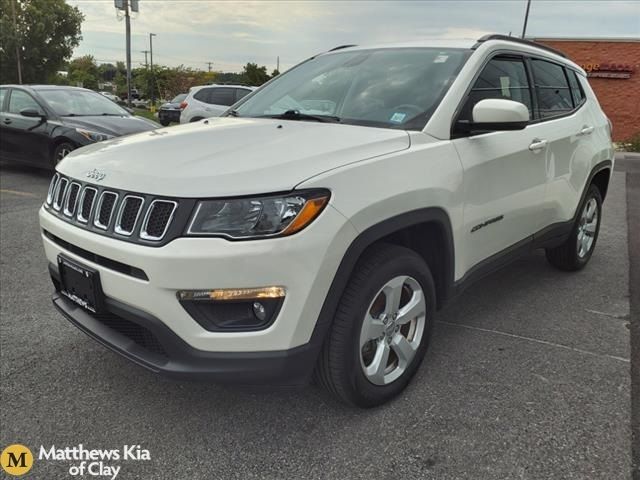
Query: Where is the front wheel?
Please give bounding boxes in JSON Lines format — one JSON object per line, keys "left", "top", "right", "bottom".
{"left": 52, "top": 142, "right": 75, "bottom": 167}
{"left": 546, "top": 184, "right": 602, "bottom": 271}
{"left": 315, "top": 243, "right": 436, "bottom": 407}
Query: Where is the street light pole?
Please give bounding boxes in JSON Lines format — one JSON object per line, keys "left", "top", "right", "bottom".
{"left": 149, "top": 33, "right": 156, "bottom": 108}
{"left": 124, "top": 0, "right": 132, "bottom": 107}
{"left": 521, "top": 0, "right": 532, "bottom": 39}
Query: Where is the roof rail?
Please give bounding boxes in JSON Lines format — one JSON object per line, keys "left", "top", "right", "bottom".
{"left": 328, "top": 44, "right": 357, "bottom": 52}
{"left": 473, "top": 34, "right": 567, "bottom": 58}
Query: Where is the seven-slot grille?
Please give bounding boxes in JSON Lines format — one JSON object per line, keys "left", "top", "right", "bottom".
{"left": 45, "top": 174, "right": 177, "bottom": 243}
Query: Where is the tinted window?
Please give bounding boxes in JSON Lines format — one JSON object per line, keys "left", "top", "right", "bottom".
{"left": 459, "top": 57, "right": 532, "bottom": 121}
{"left": 234, "top": 48, "right": 470, "bottom": 130}
{"left": 8, "top": 90, "right": 43, "bottom": 114}
{"left": 208, "top": 88, "right": 236, "bottom": 106}
{"left": 531, "top": 59, "right": 574, "bottom": 118}
{"left": 567, "top": 70, "right": 585, "bottom": 107}
{"left": 193, "top": 88, "right": 210, "bottom": 102}
{"left": 235, "top": 88, "right": 251, "bottom": 102}
{"left": 0, "top": 88, "right": 6, "bottom": 111}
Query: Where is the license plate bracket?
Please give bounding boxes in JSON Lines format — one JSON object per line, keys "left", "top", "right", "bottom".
{"left": 57, "top": 255, "right": 105, "bottom": 313}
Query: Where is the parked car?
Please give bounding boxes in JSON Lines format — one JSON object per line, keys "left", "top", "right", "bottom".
{"left": 158, "top": 93, "right": 187, "bottom": 126}
{"left": 40, "top": 35, "right": 613, "bottom": 407}
{"left": 119, "top": 88, "right": 140, "bottom": 101}
{"left": 98, "top": 91, "right": 120, "bottom": 103}
{"left": 0, "top": 85, "right": 159, "bottom": 168}
{"left": 179, "top": 84, "right": 255, "bottom": 123}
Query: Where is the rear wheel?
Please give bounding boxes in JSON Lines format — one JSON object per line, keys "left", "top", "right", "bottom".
{"left": 159, "top": 119, "right": 170, "bottom": 126}
{"left": 315, "top": 243, "right": 436, "bottom": 407}
{"left": 546, "top": 184, "right": 602, "bottom": 271}
{"left": 52, "top": 142, "right": 75, "bottom": 166}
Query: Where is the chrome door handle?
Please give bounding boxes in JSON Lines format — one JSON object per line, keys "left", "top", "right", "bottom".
{"left": 529, "top": 139, "right": 548, "bottom": 151}
{"left": 579, "top": 125, "right": 594, "bottom": 135}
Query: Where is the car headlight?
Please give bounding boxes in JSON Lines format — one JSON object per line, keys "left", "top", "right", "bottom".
{"left": 186, "top": 190, "right": 330, "bottom": 239}
{"left": 75, "top": 128, "right": 115, "bottom": 142}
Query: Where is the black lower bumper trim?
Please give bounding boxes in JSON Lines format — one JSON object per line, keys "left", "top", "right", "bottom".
{"left": 50, "top": 268, "right": 319, "bottom": 385}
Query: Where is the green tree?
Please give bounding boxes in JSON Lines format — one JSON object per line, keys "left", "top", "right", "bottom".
{"left": 0, "top": 0, "right": 84, "bottom": 84}
{"left": 242, "top": 62, "right": 270, "bottom": 86}
{"left": 270, "top": 68, "right": 280, "bottom": 78}
{"left": 67, "top": 55, "right": 99, "bottom": 90}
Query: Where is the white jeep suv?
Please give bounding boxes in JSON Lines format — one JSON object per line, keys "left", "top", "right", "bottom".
{"left": 40, "top": 35, "right": 613, "bottom": 407}
{"left": 179, "top": 84, "right": 255, "bottom": 123}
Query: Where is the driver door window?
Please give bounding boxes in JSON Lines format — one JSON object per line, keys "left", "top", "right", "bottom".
{"left": 459, "top": 57, "right": 532, "bottom": 122}
{"left": 8, "top": 90, "right": 43, "bottom": 115}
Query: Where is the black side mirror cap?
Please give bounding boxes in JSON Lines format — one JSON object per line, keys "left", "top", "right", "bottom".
{"left": 20, "top": 108, "right": 45, "bottom": 119}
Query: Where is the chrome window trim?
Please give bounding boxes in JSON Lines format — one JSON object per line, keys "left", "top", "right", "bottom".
{"left": 140, "top": 200, "right": 178, "bottom": 241}
{"left": 52, "top": 177, "right": 69, "bottom": 211}
{"left": 114, "top": 195, "right": 145, "bottom": 236}
{"left": 77, "top": 186, "right": 98, "bottom": 224}
{"left": 46, "top": 173, "right": 60, "bottom": 206}
{"left": 63, "top": 182, "right": 81, "bottom": 217}
{"left": 93, "top": 191, "right": 119, "bottom": 230}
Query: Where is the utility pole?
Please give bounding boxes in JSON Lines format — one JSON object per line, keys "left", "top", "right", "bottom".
{"left": 141, "top": 50, "right": 149, "bottom": 68}
{"left": 277, "top": 56, "right": 280, "bottom": 72}
{"left": 206, "top": 62, "right": 213, "bottom": 73}
{"left": 149, "top": 33, "right": 156, "bottom": 108}
{"left": 124, "top": 0, "right": 132, "bottom": 107}
{"left": 521, "top": 0, "right": 532, "bottom": 39}
{"left": 11, "top": 0, "right": 22, "bottom": 84}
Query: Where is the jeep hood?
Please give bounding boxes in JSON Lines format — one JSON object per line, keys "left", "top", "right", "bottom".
{"left": 57, "top": 117, "right": 410, "bottom": 197}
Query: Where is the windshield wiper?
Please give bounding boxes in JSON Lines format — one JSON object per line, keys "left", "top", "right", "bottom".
{"left": 257, "top": 109, "right": 341, "bottom": 123}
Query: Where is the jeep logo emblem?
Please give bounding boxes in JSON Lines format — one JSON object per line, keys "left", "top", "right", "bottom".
{"left": 85, "top": 169, "right": 106, "bottom": 181}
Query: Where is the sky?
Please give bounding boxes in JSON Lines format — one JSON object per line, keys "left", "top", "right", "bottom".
{"left": 66, "top": 0, "right": 640, "bottom": 73}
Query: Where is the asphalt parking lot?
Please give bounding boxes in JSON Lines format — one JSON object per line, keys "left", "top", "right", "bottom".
{"left": 0, "top": 157, "right": 636, "bottom": 479}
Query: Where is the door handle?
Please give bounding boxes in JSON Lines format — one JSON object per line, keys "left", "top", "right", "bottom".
{"left": 578, "top": 125, "right": 594, "bottom": 136}
{"left": 529, "top": 139, "right": 548, "bottom": 151}
{"left": 2, "top": 118, "right": 11, "bottom": 125}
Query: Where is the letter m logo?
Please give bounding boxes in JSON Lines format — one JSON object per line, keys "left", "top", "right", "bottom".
{"left": 6, "top": 452, "right": 27, "bottom": 468}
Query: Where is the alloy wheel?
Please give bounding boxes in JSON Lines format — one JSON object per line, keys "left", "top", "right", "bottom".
{"left": 577, "top": 197, "right": 598, "bottom": 258}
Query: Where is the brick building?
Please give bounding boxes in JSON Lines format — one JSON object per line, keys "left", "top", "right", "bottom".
{"left": 533, "top": 38, "right": 639, "bottom": 142}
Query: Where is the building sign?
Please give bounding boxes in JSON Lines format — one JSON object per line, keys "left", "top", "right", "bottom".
{"left": 581, "top": 62, "right": 635, "bottom": 79}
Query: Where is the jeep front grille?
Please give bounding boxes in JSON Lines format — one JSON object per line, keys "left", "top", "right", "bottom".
{"left": 43, "top": 174, "right": 185, "bottom": 246}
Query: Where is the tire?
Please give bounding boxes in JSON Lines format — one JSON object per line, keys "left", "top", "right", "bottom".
{"left": 52, "top": 142, "right": 75, "bottom": 167}
{"left": 159, "top": 119, "right": 170, "bottom": 126}
{"left": 315, "top": 243, "right": 436, "bottom": 407}
{"left": 546, "top": 184, "right": 602, "bottom": 271}
{"left": 190, "top": 117, "right": 203, "bottom": 123}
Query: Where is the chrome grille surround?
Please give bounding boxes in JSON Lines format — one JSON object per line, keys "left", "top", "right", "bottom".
{"left": 53, "top": 177, "right": 69, "bottom": 211}
{"left": 46, "top": 173, "right": 60, "bottom": 205}
{"left": 93, "top": 191, "right": 119, "bottom": 230}
{"left": 114, "top": 195, "right": 144, "bottom": 236}
{"left": 77, "top": 186, "right": 98, "bottom": 224}
{"left": 140, "top": 200, "right": 178, "bottom": 241}
{"left": 63, "top": 182, "right": 81, "bottom": 217}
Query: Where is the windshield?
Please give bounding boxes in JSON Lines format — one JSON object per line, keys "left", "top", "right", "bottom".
{"left": 171, "top": 93, "right": 187, "bottom": 103}
{"left": 38, "top": 89, "right": 129, "bottom": 117}
{"left": 232, "top": 48, "right": 469, "bottom": 130}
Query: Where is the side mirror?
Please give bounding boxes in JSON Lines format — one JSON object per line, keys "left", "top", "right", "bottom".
{"left": 470, "top": 98, "right": 529, "bottom": 131}
{"left": 20, "top": 108, "right": 45, "bottom": 119}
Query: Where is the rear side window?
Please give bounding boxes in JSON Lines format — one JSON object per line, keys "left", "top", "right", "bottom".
{"left": 0, "top": 88, "right": 6, "bottom": 111}
{"left": 531, "top": 59, "right": 574, "bottom": 118}
{"left": 567, "top": 70, "right": 586, "bottom": 107}
{"left": 193, "top": 88, "right": 211, "bottom": 103}
{"left": 208, "top": 88, "right": 235, "bottom": 106}
{"left": 235, "top": 88, "right": 251, "bottom": 102}
{"left": 459, "top": 57, "right": 532, "bottom": 121}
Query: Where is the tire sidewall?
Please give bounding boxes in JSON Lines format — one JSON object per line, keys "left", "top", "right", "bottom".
{"left": 342, "top": 252, "right": 436, "bottom": 406}
{"left": 52, "top": 142, "right": 75, "bottom": 167}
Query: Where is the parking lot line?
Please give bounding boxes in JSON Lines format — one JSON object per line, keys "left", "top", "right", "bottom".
{"left": 0, "top": 188, "right": 39, "bottom": 198}
{"left": 437, "top": 320, "right": 630, "bottom": 363}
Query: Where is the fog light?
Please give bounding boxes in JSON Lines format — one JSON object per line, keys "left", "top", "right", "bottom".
{"left": 253, "top": 302, "right": 267, "bottom": 321}
{"left": 176, "top": 286, "right": 285, "bottom": 332}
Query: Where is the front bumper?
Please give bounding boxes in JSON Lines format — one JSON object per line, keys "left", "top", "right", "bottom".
{"left": 40, "top": 204, "right": 356, "bottom": 355}
{"left": 50, "top": 282, "right": 319, "bottom": 384}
